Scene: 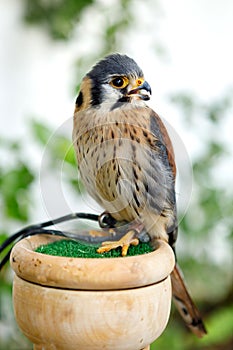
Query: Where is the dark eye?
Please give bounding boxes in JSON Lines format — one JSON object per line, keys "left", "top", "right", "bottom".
{"left": 110, "top": 77, "right": 128, "bottom": 89}
{"left": 112, "top": 77, "right": 124, "bottom": 87}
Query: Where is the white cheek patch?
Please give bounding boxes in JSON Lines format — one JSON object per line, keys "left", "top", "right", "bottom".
{"left": 103, "top": 84, "right": 122, "bottom": 103}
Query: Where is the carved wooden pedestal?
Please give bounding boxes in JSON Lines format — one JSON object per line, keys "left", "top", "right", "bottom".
{"left": 11, "top": 235, "right": 175, "bottom": 350}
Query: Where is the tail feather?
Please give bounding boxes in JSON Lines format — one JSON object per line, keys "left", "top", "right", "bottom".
{"left": 171, "top": 263, "right": 207, "bottom": 338}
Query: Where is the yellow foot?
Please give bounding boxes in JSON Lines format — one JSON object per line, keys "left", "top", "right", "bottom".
{"left": 97, "top": 230, "right": 139, "bottom": 256}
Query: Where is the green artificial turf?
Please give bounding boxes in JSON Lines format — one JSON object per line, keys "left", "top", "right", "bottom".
{"left": 35, "top": 239, "right": 153, "bottom": 258}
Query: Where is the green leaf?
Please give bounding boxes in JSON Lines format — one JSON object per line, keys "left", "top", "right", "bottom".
{"left": 23, "top": 0, "right": 95, "bottom": 40}
{"left": 30, "top": 119, "right": 53, "bottom": 146}
{"left": 51, "top": 135, "right": 77, "bottom": 166}
{"left": 0, "top": 163, "right": 34, "bottom": 221}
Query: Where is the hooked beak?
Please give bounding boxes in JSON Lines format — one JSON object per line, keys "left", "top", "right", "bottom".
{"left": 128, "top": 81, "right": 152, "bottom": 101}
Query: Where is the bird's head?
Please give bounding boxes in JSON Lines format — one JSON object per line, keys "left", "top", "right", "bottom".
{"left": 75, "top": 54, "right": 152, "bottom": 112}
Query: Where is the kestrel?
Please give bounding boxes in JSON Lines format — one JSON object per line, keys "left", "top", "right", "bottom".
{"left": 73, "top": 53, "right": 206, "bottom": 337}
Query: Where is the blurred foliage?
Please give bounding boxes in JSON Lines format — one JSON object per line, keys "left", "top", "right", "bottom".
{"left": 154, "top": 304, "right": 233, "bottom": 350}
{"left": 23, "top": 0, "right": 95, "bottom": 40}
{"left": 0, "top": 0, "right": 233, "bottom": 349}
{"left": 30, "top": 120, "right": 76, "bottom": 167}
{"left": 0, "top": 138, "right": 34, "bottom": 223}
{"left": 30, "top": 119, "right": 85, "bottom": 194}
{"left": 167, "top": 92, "right": 233, "bottom": 349}
{"left": 0, "top": 138, "right": 34, "bottom": 350}
{"left": 0, "top": 162, "right": 34, "bottom": 222}
{"left": 171, "top": 91, "right": 233, "bottom": 245}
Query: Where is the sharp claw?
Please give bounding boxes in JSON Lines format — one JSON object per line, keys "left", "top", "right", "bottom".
{"left": 121, "top": 245, "right": 129, "bottom": 257}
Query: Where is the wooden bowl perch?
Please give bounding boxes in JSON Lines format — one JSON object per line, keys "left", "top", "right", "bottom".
{"left": 11, "top": 234, "right": 175, "bottom": 350}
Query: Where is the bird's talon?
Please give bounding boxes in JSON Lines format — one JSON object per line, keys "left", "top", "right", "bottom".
{"left": 97, "top": 230, "right": 139, "bottom": 256}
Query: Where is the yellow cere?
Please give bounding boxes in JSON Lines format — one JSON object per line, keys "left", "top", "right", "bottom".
{"left": 136, "top": 78, "right": 144, "bottom": 86}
